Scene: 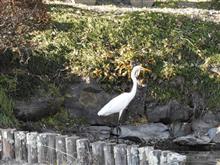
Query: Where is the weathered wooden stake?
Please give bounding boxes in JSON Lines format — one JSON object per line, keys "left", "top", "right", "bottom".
{"left": 14, "top": 131, "right": 27, "bottom": 162}
{"left": 127, "top": 145, "right": 139, "bottom": 165}
{"left": 37, "top": 133, "right": 48, "bottom": 164}
{"left": 91, "top": 141, "right": 106, "bottom": 165}
{"left": 144, "top": 146, "right": 154, "bottom": 164}
{"left": 1, "top": 129, "right": 15, "bottom": 160}
{"left": 26, "top": 132, "right": 38, "bottom": 163}
{"left": 148, "top": 149, "right": 161, "bottom": 165}
{"left": 0, "top": 128, "right": 188, "bottom": 165}
{"left": 0, "top": 131, "right": 3, "bottom": 159}
{"left": 47, "top": 133, "right": 57, "bottom": 165}
{"left": 160, "top": 150, "right": 169, "bottom": 165}
{"left": 167, "top": 152, "right": 186, "bottom": 165}
{"left": 76, "top": 138, "right": 91, "bottom": 165}
{"left": 103, "top": 143, "right": 115, "bottom": 165}
{"left": 37, "top": 133, "right": 58, "bottom": 164}
{"left": 66, "top": 135, "right": 79, "bottom": 164}
{"left": 114, "top": 144, "right": 127, "bottom": 165}
{"left": 56, "top": 135, "right": 67, "bottom": 165}
{"left": 138, "top": 147, "right": 147, "bottom": 165}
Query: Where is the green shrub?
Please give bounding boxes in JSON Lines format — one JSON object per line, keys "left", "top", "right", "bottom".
{"left": 0, "top": 88, "right": 17, "bottom": 127}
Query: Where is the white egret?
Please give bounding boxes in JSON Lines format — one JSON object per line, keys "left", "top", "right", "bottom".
{"left": 97, "top": 65, "right": 151, "bottom": 121}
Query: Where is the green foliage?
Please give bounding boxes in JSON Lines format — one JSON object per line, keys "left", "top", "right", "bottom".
{"left": 33, "top": 5, "right": 220, "bottom": 110}
{"left": 0, "top": 75, "right": 17, "bottom": 94}
{"left": 0, "top": 89, "right": 13, "bottom": 116}
{"left": 40, "top": 108, "right": 86, "bottom": 132}
{"left": 211, "top": 0, "right": 220, "bottom": 10}
{"left": 0, "top": 75, "right": 18, "bottom": 127}
{"left": 0, "top": 88, "right": 17, "bottom": 127}
{"left": 149, "top": 84, "right": 181, "bottom": 103}
{"left": 204, "top": 54, "right": 220, "bottom": 66}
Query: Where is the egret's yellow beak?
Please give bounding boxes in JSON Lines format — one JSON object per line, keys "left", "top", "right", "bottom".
{"left": 141, "top": 67, "right": 151, "bottom": 72}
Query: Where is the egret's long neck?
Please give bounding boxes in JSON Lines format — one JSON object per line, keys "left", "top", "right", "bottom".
{"left": 130, "top": 73, "right": 137, "bottom": 98}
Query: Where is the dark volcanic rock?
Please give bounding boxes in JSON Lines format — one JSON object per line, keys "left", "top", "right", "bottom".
{"left": 191, "top": 91, "right": 205, "bottom": 118}
{"left": 125, "top": 86, "right": 147, "bottom": 123}
{"left": 146, "top": 100, "right": 193, "bottom": 124}
{"left": 173, "top": 134, "right": 211, "bottom": 146}
{"left": 79, "top": 126, "right": 112, "bottom": 141}
{"left": 192, "top": 119, "right": 214, "bottom": 135}
{"left": 192, "top": 111, "right": 219, "bottom": 136}
{"left": 170, "top": 122, "right": 192, "bottom": 138}
{"left": 64, "top": 79, "right": 117, "bottom": 125}
{"left": 64, "top": 78, "right": 147, "bottom": 125}
{"left": 14, "top": 96, "right": 63, "bottom": 121}
{"left": 202, "top": 111, "right": 219, "bottom": 126}
{"left": 113, "top": 123, "right": 170, "bottom": 143}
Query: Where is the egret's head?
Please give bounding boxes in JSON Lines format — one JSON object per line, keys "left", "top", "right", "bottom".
{"left": 131, "top": 65, "right": 151, "bottom": 78}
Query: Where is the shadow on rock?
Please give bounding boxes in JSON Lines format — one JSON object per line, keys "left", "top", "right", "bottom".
{"left": 14, "top": 96, "right": 63, "bottom": 121}
{"left": 113, "top": 123, "right": 170, "bottom": 144}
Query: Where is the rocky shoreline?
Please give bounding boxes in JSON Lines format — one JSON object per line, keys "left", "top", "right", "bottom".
{"left": 77, "top": 122, "right": 220, "bottom": 148}
{"left": 14, "top": 77, "right": 220, "bottom": 149}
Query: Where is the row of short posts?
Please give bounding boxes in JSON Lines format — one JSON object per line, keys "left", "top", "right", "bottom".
{"left": 0, "top": 129, "right": 186, "bottom": 165}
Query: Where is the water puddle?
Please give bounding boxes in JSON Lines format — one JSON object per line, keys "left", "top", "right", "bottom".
{"left": 179, "top": 151, "right": 220, "bottom": 165}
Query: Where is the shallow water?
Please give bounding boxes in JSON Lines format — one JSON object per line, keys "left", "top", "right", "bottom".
{"left": 179, "top": 151, "right": 220, "bottom": 165}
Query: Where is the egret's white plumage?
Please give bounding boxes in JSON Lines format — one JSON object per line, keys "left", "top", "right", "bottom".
{"left": 97, "top": 65, "right": 150, "bottom": 121}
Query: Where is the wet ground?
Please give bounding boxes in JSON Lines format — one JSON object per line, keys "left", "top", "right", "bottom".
{"left": 181, "top": 151, "right": 220, "bottom": 165}
{"left": 0, "top": 151, "right": 220, "bottom": 164}
{"left": 156, "top": 141, "right": 220, "bottom": 164}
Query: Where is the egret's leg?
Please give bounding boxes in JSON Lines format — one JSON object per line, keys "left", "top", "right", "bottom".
{"left": 116, "top": 119, "right": 120, "bottom": 143}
